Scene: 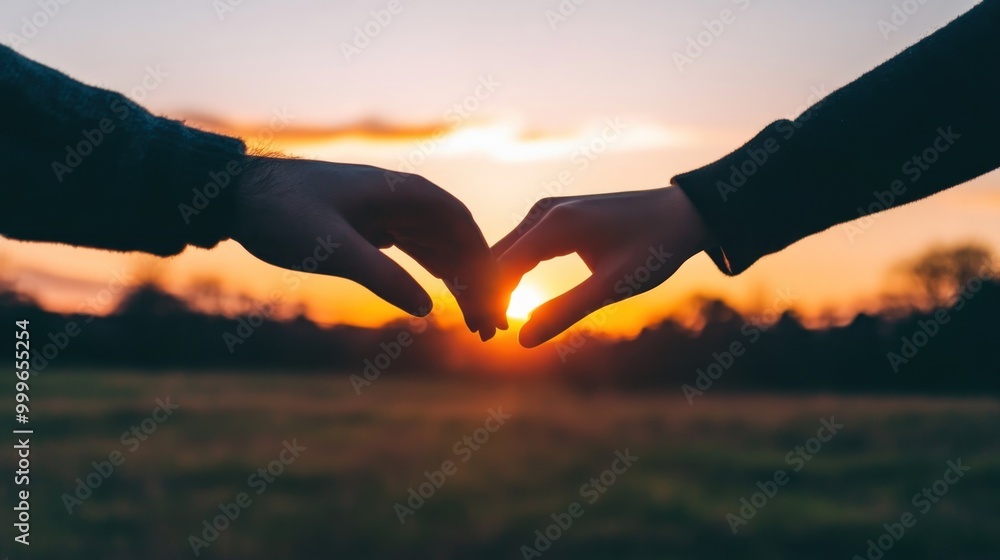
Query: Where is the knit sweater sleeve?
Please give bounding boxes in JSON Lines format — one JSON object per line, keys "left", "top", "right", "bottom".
{"left": 672, "top": 0, "right": 1000, "bottom": 275}
{"left": 0, "top": 45, "right": 248, "bottom": 256}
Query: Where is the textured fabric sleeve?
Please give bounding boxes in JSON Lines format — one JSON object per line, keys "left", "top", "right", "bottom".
{"left": 672, "top": 0, "right": 1000, "bottom": 275}
{"left": 0, "top": 44, "right": 249, "bottom": 256}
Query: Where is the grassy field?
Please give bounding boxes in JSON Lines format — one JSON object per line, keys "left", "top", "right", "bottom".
{"left": 3, "top": 371, "right": 1000, "bottom": 560}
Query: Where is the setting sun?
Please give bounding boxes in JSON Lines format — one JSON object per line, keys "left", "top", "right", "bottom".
{"left": 506, "top": 282, "right": 546, "bottom": 320}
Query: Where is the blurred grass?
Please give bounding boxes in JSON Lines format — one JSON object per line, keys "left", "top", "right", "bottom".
{"left": 2, "top": 370, "right": 999, "bottom": 559}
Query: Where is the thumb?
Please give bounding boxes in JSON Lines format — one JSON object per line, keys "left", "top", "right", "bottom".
{"left": 333, "top": 231, "right": 433, "bottom": 317}
{"left": 519, "top": 274, "right": 615, "bottom": 348}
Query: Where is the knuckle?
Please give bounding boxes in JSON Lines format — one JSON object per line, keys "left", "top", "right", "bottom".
{"left": 381, "top": 169, "right": 432, "bottom": 191}
{"left": 411, "top": 175, "right": 449, "bottom": 199}
{"left": 529, "top": 197, "right": 560, "bottom": 215}
{"left": 449, "top": 199, "right": 476, "bottom": 223}
{"left": 396, "top": 171, "right": 430, "bottom": 188}
{"left": 546, "top": 201, "right": 578, "bottom": 223}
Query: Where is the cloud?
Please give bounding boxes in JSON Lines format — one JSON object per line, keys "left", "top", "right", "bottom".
{"left": 180, "top": 113, "right": 453, "bottom": 143}
{"left": 178, "top": 113, "right": 689, "bottom": 158}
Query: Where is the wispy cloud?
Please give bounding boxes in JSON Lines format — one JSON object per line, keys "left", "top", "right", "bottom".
{"left": 181, "top": 113, "right": 691, "bottom": 161}
{"left": 181, "top": 113, "right": 450, "bottom": 143}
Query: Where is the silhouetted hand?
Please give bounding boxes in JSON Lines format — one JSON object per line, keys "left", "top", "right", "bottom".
{"left": 231, "top": 157, "right": 505, "bottom": 340}
{"left": 493, "top": 187, "right": 712, "bottom": 347}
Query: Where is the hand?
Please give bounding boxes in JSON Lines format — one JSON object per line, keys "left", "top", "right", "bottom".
{"left": 230, "top": 156, "right": 505, "bottom": 340}
{"left": 493, "top": 186, "right": 712, "bottom": 347}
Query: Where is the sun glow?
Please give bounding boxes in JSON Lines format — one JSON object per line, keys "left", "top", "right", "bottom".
{"left": 506, "top": 282, "right": 546, "bottom": 321}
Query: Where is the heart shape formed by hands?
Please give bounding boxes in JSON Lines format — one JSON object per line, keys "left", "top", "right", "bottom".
{"left": 232, "top": 157, "right": 710, "bottom": 347}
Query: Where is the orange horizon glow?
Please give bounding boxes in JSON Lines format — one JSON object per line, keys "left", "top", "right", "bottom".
{"left": 506, "top": 282, "right": 546, "bottom": 321}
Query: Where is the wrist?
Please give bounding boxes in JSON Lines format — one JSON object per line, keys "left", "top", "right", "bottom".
{"left": 662, "top": 185, "right": 716, "bottom": 253}
{"left": 231, "top": 155, "right": 279, "bottom": 243}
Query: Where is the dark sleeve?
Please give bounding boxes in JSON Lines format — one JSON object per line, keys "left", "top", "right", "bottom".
{"left": 0, "top": 45, "right": 249, "bottom": 256}
{"left": 671, "top": 0, "right": 1000, "bottom": 275}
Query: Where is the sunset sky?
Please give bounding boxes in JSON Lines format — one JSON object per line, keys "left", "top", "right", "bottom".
{"left": 2, "top": 0, "right": 998, "bottom": 337}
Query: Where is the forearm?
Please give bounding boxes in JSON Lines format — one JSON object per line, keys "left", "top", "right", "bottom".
{"left": 0, "top": 45, "right": 248, "bottom": 255}
{"left": 672, "top": 0, "right": 1000, "bottom": 275}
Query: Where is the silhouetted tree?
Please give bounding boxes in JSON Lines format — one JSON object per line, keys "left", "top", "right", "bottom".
{"left": 898, "top": 242, "right": 994, "bottom": 307}
{"left": 0, "top": 243, "right": 995, "bottom": 394}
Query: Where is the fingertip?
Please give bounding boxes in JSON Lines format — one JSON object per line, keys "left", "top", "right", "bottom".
{"left": 408, "top": 292, "right": 434, "bottom": 318}
{"left": 518, "top": 322, "right": 548, "bottom": 348}
{"left": 518, "top": 335, "right": 544, "bottom": 349}
{"left": 479, "top": 326, "right": 496, "bottom": 342}
{"left": 391, "top": 269, "right": 434, "bottom": 318}
{"left": 463, "top": 313, "right": 481, "bottom": 335}
{"left": 339, "top": 231, "right": 434, "bottom": 319}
